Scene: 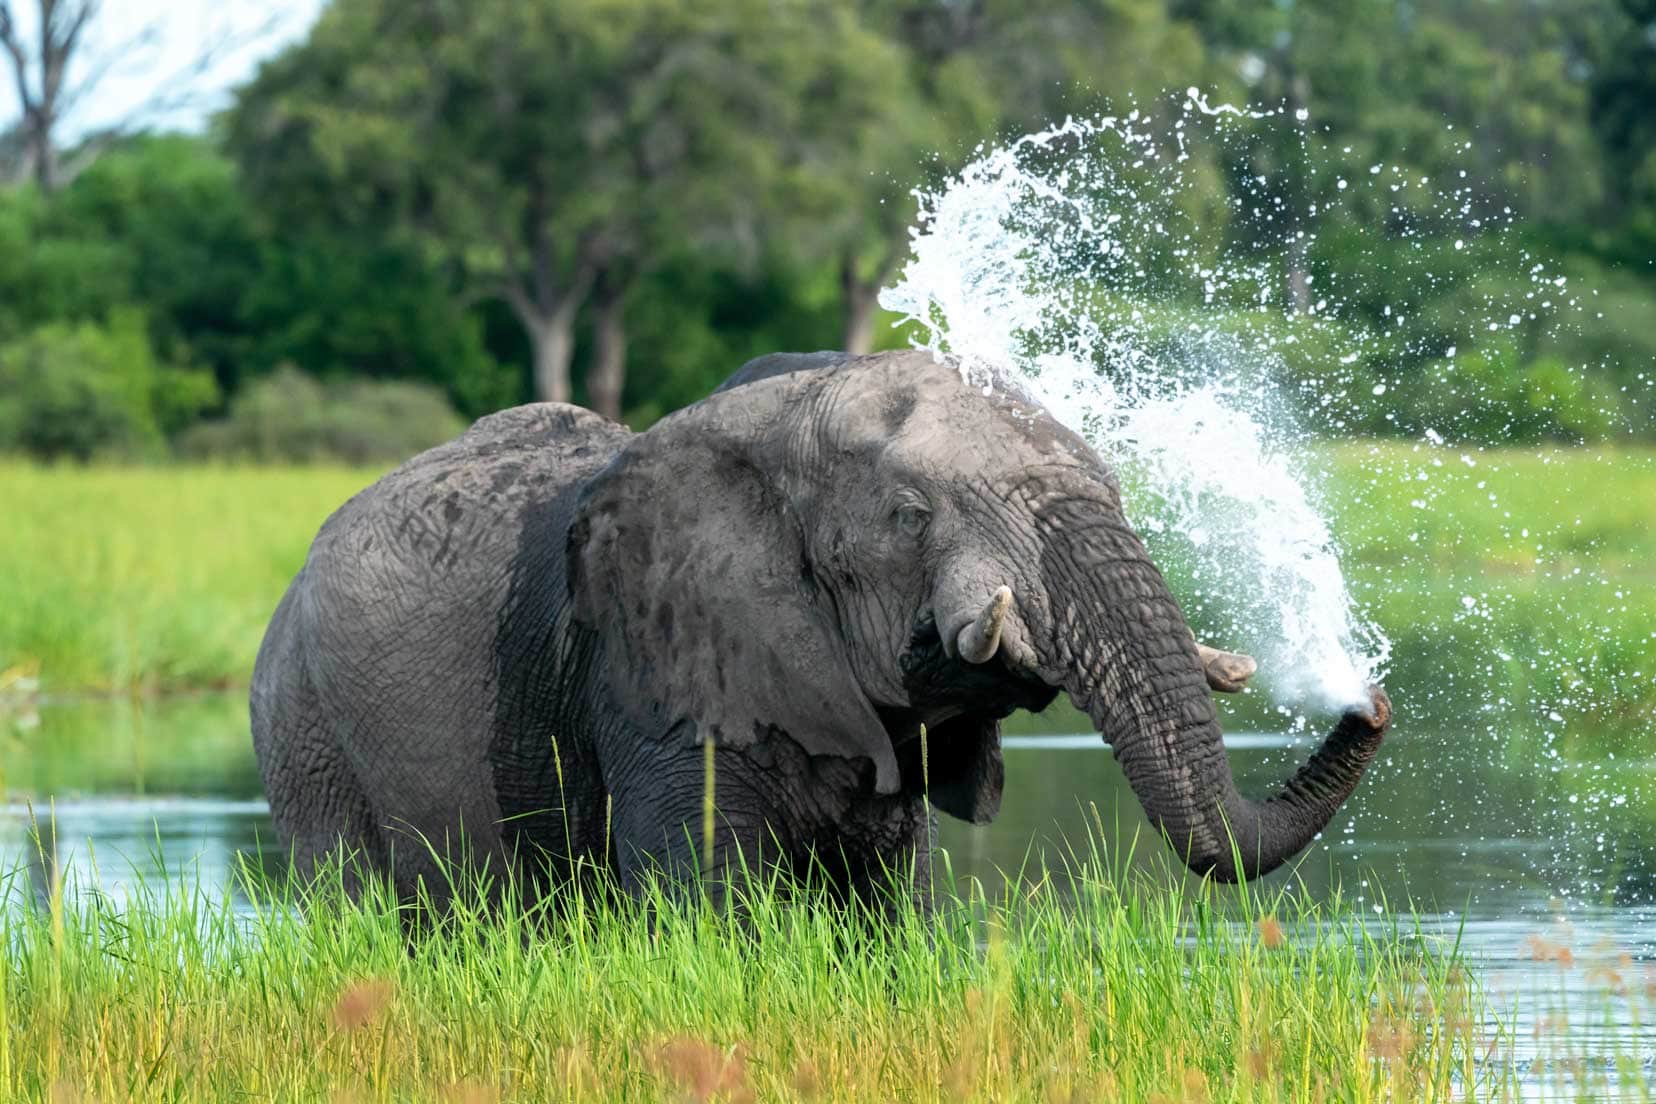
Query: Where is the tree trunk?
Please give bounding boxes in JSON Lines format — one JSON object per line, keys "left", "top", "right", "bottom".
{"left": 841, "top": 255, "right": 880, "bottom": 355}
{"left": 27, "top": 113, "right": 58, "bottom": 192}
{"left": 1285, "top": 231, "right": 1312, "bottom": 316}
{"left": 528, "top": 307, "right": 577, "bottom": 405}
{"left": 587, "top": 274, "right": 628, "bottom": 422}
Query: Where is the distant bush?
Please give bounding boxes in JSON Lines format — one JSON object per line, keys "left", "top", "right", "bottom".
{"left": 178, "top": 366, "right": 465, "bottom": 464}
{"left": 0, "top": 310, "right": 218, "bottom": 461}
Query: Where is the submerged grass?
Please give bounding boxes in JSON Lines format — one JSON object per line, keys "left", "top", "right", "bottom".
{"left": 1, "top": 833, "right": 1550, "bottom": 1104}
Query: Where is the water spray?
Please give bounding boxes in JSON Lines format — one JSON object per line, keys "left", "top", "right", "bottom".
{"left": 880, "top": 107, "right": 1388, "bottom": 711}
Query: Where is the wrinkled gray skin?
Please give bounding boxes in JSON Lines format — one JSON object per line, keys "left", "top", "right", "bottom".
{"left": 252, "top": 350, "right": 1390, "bottom": 906}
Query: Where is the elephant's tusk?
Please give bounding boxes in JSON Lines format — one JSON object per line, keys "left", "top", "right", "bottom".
{"left": 1195, "top": 642, "right": 1257, "bottom": 693}
{"left": 957, "top": 586, "right": 1012, "bottom": 664}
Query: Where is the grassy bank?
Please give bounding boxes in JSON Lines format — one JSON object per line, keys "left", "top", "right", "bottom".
{"left": 0, "top": 464, "right": 376, "bottom": 694}
{"left": 1324, "top": 442, "right": 1656, "bottom": 742}
{"left": 2, "top": 848, "right": 1583, "bottom": 1103}
{"left": 2, "top": 448, "right": 1652, "bottom": 741}
{"left": 1048, "top": 441, "right": 1656, "bottom": 744}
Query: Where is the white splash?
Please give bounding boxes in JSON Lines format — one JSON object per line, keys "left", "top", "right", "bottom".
{"left": 880, "top": 110, "right": 1388, "bottom": 709}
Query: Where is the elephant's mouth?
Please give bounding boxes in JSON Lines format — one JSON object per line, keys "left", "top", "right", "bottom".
{"left": 886, "top": 612, "right": 1058, "bottom": 749}
{"left": 869, "top": 613, "right": 1054, "bottom": 816}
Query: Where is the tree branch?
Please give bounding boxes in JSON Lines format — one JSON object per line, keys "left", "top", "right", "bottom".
{"left": 495, "top": 279, "right": 539, "bottom": 330}
{"left": 1, "top": 0, "right": 288, "bottom": 189}
{"left": 69, "top": 9, "right": 282, "bottom": 138}
{"left": 0, "top": 1, "right": 36, "bottom": 118}
{"left": 40, "top": 0, "right": 96, "bottom": 114}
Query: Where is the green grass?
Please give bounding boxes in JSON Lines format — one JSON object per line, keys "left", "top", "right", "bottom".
{"left": 5, "top": 837, "right": 1603, "bottom": 1104}
{"left": 0, "top": 463, "right": 377, "bottom": 694}
{"left": 1323, "top": 442, "right": 1656, "bottom": 740}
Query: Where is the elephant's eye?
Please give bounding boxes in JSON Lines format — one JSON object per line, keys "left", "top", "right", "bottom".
{"left": 892, "top": 502, "right": 931, "bottom": 539}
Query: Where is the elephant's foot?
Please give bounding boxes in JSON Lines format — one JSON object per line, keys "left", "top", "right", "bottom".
{"left": 1196, "top": 642, "right": 1257, "bottom": 693}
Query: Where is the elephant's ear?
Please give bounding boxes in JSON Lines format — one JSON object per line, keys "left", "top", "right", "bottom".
{"left": 568, "top": 421, "right": 900, "bottom": 794}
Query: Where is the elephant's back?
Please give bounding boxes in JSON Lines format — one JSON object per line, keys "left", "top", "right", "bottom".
{"left": 310, "top": 403, "right": 625, "bottom": 581}
{"left": 282, "top": 403, "right": 627, "bottom": 708}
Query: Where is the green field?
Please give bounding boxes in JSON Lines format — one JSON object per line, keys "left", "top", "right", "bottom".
{"left": 9, "top": 843, "right": 1625, "bottom": 1103}
{"left": 3, "top": 447, "right": 1652, "bottom": 748}
{"left": 1325, "top": 443, "right": 1656, "bottom": 742}
{"left": 0, "top": 464, "right": 377, "bottom": 695}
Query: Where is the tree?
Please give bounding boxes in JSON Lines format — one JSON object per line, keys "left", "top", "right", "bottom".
{"left": 229, "top": 0, "right": 881, "bottom": 415}
{"left": 567, "top": 1, "right": 903, "bottom": 418}
{"left": 1184, "top": 0, "right": 1610, "bottom": 290}
{"left": 1589, "top": 0, "right": 1656, "bottom": 240}
{"left": 0, "top": 308, "right": 217, "bottom": 460}
{"left": 798, "top": 0, "right": 1208, "bottom": 353}
{"left": 0, "top": 0, "right": 280, "bottom": 191}
{"left": 0, "top": 131, "right": 508, "bottom": 418}
{"left": 0, "top": 0, "right": 94, "bottom": 190}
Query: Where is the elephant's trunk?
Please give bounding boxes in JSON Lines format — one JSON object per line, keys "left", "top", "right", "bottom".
{"left": 1030, "top": 504, "right": 1389, "bottom": 882}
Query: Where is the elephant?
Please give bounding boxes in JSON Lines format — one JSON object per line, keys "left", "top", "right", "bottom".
{"left": 251, "top": 349, "right": 1389, "bottom": 907}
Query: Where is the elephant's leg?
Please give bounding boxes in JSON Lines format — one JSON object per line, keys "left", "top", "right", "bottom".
{"left": 834, "top": 800, "right": 936, "bottom": 918}
{"left": 305, "top": 658, "right": 515, "bottom": 911}
{"left": 253, "top": 588, "right": 387, "bottom": 896}
{"left": 255, "top": 713, "right": 386, "bottom": 897}
{"left": 606, "top": 746, "right": 788, "bottom": 909}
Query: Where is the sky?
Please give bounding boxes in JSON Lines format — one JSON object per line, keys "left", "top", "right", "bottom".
{"left": 2, "top": 0, "right": 326, "bottom": 140}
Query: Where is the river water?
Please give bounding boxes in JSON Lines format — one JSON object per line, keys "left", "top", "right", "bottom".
{"left": 2, "top": 695, "right": 1651, "bottom": 1090}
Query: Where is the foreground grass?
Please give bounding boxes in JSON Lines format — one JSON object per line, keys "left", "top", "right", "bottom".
{"left": 1, "top": 843, "right": 1555, "bottom": 1104}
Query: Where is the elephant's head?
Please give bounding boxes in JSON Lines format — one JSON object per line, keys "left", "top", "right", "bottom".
{"left": 570, "top": 351, "right": 1388, "bottom": 881}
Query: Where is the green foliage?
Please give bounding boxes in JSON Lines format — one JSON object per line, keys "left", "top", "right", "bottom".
{"left": 235, "top": 233, "right": 515, "bottom": 416}
{"left": 618, "top": 256, "right": 845, "bottom": 425}
{"left": 0, "top": 136, "right": 260, "bottom": 391}
{"left": 0, "top": 134, "right": 512, "bottom": 442}
{"left": 178, "top": 366, "right": 466, "bottom": 465}
{"left": 0, "top": 310, "right": 218, "bottom": 461}
{"left": 224, "top": 0, "right": 901, "bottom": 408}
{"left": 0, "top": 0, "right": 1648, "bottom": 445}
{"left": 1171, "top": 0, "right": 1656, "bottom": 445}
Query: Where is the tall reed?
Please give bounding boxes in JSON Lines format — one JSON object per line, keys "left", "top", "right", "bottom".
{"left": 4, "top": 825, "right": 1616, "bottom": 1103}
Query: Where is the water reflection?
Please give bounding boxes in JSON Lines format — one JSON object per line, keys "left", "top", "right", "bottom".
{"left": 955, "top": 736, "right": 1656, "bottom": 916}
{"left": 3, "top": 695, "right": 1652, "bottom": 914}
{"left": 3, "top": 695, "right": 1651, "bottom": 914}
{"left": 0, "top": 797, "right": 275, "bottom": 913}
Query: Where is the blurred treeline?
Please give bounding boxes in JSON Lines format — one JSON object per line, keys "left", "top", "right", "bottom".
{"left": 0, "top": 0, "right": 1652, "bottom": 462}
